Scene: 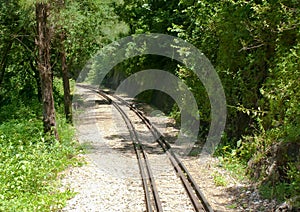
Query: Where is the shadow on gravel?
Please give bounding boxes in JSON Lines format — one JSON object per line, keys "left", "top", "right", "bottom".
{"left": 104, "top": 133, "right": 167, "bottom": 156}
{"left": 224, "top": 185, "right": 278, "bottom": 211}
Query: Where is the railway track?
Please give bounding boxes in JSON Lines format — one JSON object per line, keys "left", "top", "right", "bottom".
{"left": 76, "top": 84, "right": 213, "bottom": 212}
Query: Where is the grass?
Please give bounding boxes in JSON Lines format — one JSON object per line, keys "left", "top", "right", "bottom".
{"left": 0, "top": 107, "right": 82, "bottom": 211}
{"left": 216, "top": 152, "right": 247, "bottom": 182}
{"left": 226, "top": 203, "right": 237, "bottom": 209}
{"left": 212, "top": 171, "right": 228, "bottom": 187}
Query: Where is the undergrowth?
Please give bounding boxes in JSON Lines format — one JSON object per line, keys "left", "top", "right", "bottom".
{"left": 214, "top": 136, "right": 248, "bottom": 182}
{"left": 0, "top": 111, "right": 82, "bottom": 211}
{"left": 0, "top": 78, "right": 82, "bottom": 211}
{"left": 215, "top": 131, "right": 300, "bottom": 208}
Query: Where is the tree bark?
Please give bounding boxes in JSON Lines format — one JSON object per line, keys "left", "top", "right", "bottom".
{"left": 60, "top": 31, "right": 72, "bottom": 123}
{"left": 35, "top": 2, "right": 59, "bottom": 140}
{"left": 0, "top": 41, "right": 13, "bottom": 87}
{"left": 30, "top": 61, "right": 42, "bottom": 102}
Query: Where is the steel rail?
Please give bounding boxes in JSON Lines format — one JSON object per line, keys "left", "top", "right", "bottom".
{"left": 132, "top": 108, "right": 213, "bottom": 212}
{"left": 111, "top": 93, "right": 214, "bottom": 212}
{"left": 76, "top": 84, "right": 213, "bottom": 212}
{"left": 97, "top": 90, "right": 163, "bottom": 212}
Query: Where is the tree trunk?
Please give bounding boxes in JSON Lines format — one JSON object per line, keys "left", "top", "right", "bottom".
{"left": 29, "top": 61, "right": 42, "bottom": 102}
{"left": 0, "top": 41, "right": 13, "bottom": 87}
{"left": 60, "top": 31, "right": 72, "bottom": 123}
{"left": 35, "top": 2, "right": 59, "bottom": 140}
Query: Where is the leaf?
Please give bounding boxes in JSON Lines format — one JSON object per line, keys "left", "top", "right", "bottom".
{"left": 237, "top": 139, "right": 242, "bottom": 148}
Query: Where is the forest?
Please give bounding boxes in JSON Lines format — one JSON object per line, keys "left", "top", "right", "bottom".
{"left": 0, "top": 0, "right": 299, "bottom": 210}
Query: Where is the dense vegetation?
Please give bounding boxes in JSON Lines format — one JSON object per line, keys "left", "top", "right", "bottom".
{"left": 0, "top": 0, "right": 299, "bottom": 209}
{"left": 0, "top": 0, "right": 125, "bottom": 210}
{"left": 0, "top": 83, "right": 81, "bottom": 210}
{"left": 112, "top": 0, "right": 300, "bottom": 207}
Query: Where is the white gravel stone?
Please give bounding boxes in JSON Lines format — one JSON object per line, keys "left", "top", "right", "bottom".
{"left": 60, "top": 85, "right": 281, "bottom": 211}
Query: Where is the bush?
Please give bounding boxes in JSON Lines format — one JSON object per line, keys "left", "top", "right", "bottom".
{"left": 0, "top": 110, "right": 81, "bottom": 211}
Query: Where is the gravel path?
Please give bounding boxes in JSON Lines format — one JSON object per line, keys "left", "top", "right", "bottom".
{"left": 60, "top": 86, "right": 144, "bottom": 211}
{"left": 59, "top": 85, "right": 281, "bottom": 212}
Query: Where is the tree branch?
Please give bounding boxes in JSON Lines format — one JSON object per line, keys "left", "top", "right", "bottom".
{"left": 239, "top": 43, "right": 264, "bottom": 52}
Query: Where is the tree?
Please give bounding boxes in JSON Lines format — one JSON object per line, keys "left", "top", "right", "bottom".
{"left": 115, "top": 0, "right": 300, "bottom": 204}
{"left": 1, "top": 0, "right": 126, "bottom": 136}
{"left": 54, "top": 0, "right": 72, "bottom": 123}
{"left": 59, "top": 30, "right": 72, "bottom": 123}
{"left": 35, "top": 2, "right": 58, "bottom": 139}
{"left": 0, "top": 1, "right": 41, "bottom": 109}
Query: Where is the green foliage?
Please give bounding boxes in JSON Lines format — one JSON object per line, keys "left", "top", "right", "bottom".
{"left": 0, "top": 1, "right": 128, "bottom": 210}
{"left": 56, "top": 0, "right": 128, "bottom": 79}
{"left": 0, "top": 1, "right": 37, "bottom": 106}
{"left": 151, "top": 2, "right": 300, "bottom": 204}
{"left": 260, "top": 182, "right": 291, "bottom": 203}
{"left": 212, "top": 171, "right": 228, "bottom": 187}
{"left": 287, "top": 162, "right": 300, "bottom": 200}
{"left": 215, "top": 148, "right": 247, "bottom": 182}
{"left": 0, "top": 101, "right": 40, "bottom": 124}
{"left": 0, "top": 74, "right": 80, "bottom": 211}
{"left": 0, "top": 0, "right": 299, "bottom": 207}
{"left": 0, "top": 108, "right": 81, "bottom": 211}
{"left": 115, "top": 0, "right": 180, "bottom": 34}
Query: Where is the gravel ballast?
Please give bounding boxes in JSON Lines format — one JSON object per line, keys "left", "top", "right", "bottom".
{"left": 60, "top": 85, "right": 281, "bottom": 211}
